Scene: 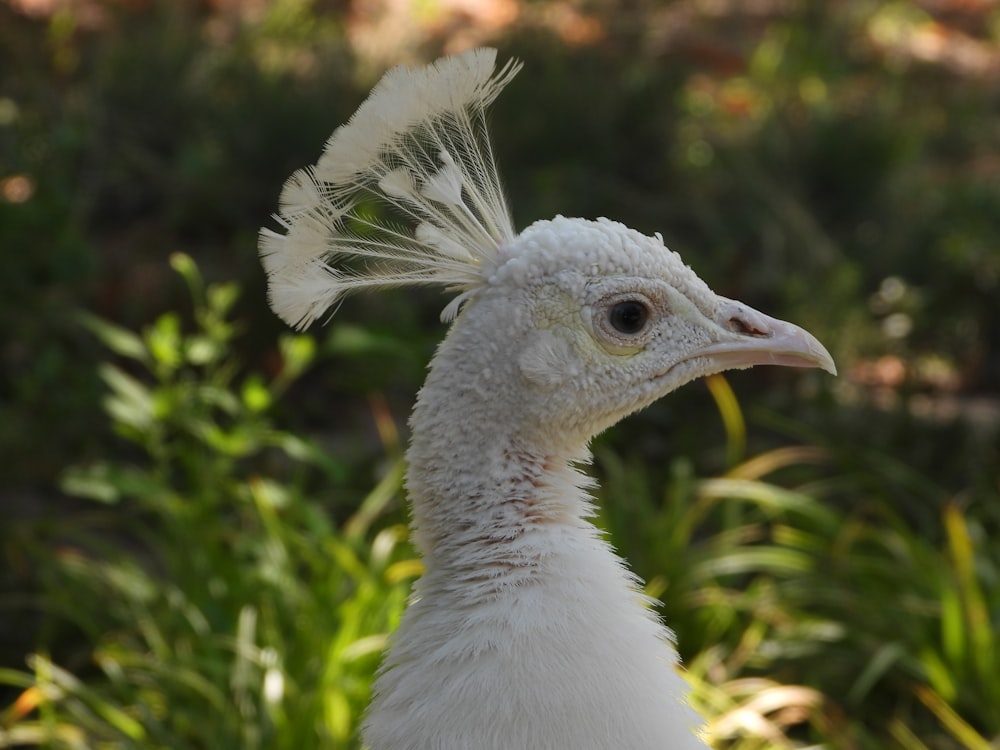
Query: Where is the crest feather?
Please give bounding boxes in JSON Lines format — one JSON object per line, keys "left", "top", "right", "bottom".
{"left": 259, "top": 48, "right": 522, "bottom": 329}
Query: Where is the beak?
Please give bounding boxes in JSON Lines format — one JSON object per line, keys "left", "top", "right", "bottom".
{"left": 692, "top": 301, "right": 837, "bottom": 376}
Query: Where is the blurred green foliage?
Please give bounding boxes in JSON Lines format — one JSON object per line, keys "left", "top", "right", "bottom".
{"left": 2, "top": 255, "right": 996, "bottom": 748}
{"left": 2, "top": 255, "right": 416, "bottom": 748}
{"left": 1, "top": 0, "right": 999, "bottom": 748}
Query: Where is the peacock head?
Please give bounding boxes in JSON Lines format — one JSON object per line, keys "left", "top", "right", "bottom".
{"left": 447, "top": 214, "right": 835, "bottom": 444}
{"left": 258, "top": 48, "right": 834, "bottom": 448}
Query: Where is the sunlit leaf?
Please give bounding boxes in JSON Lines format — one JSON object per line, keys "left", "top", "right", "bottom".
{"left": 146, "top": 312, "right": 183, "bottom": 370}
{"left": 185, "top": 334, "right": 219, "bottom": 365}
{"left": 915, "top": 684, "right": 993, "bottom": 750}
{"left": 704, "top": 374, "right": 745, "bottom": 467}
{"left": 241, "top": 375, "right": 272, "bottom": 413}
{"left": 99, "top": 364, "right": 154, "bottom": 432}
{"left": 78, "top": 312, "right": 149, "bottom": 363}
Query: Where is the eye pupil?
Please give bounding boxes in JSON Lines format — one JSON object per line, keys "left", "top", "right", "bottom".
{"left": 609, "top": 300, "right": 649, "bottom": 334}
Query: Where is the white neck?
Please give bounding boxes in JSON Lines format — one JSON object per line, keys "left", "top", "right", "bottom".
{"left": 363, "top": 312, "right": 706, "bottom": 750}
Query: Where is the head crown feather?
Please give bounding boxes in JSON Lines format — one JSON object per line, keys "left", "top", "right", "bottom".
{"left": 259, "top": 48, "right": 522, "bottom": 329}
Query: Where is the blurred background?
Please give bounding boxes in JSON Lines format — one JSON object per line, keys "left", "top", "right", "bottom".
{"left": 1, "top": 0, "right": 998, "bottom": 748}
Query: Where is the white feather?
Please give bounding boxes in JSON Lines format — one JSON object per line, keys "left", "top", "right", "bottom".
{"left": 420, "top": 150, "right": 466, "bottom": 207}
{"left": 277, "top": 167, "right": 324, "bottom": 218}
{"left": 378, "top": 168, "right": 419, "bottom": 202}
{"left": 259, "top": 48, "right": 522, "bottom": 329}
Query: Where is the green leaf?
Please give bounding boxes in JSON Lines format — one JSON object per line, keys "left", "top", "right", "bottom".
{"left": 325, "top": 323, "right": 398, "bottom": 356}
{"left": 200, "top": 424, "right": 258, "bottom": 456}
{"left": 60, "top": 463, "right": 121, "bottom": 503}
{"left": 915, "top": 684, "right": 993, "bottom": 750}
{"left": 78, "top": 312, "right": 149, "bottom": 363}
{"left": 343, "top": 459, "right": 405, "bottom": 541}
{"left": 847, "top": 641, "right": 906, "bottom": 705}
{"left": 250, "top": 477, "right": 291, "bottom": 510}
{"left": 241, "top": 375, "right": 272, "bottom": 413}
{"left": 704, "top": 373, "right": 745, "bottom": 467}
{"left": 919, "top": 648, "right": 958, "bottom": 702}
{"left": 60, "top": 463, "right": 164, "bottom": 505}
{"left": 278, "top": 333, "right": 316, "bottom": 381}
{"left": 207, "top": 281, "right": 239, "bottom": 318}
{"left": 196, "top": 384, "right": 241, "bottom": 414}
{"left": 693, "top": 545, "right": 815, "bottom": 580}
{"left": 170, "top": 251, "right": 203, "bottom": 308}
{"left": 100, "top": 364, "right": 154, "bottom": 432}
{"left": 145, "top": 312, "right": 183, "bottom": 371}
{"left": 697, "top": 477, "right": 839, "bottom": 528}
{"left": 28, "top": 655, "right": 148, "bottom": 741}
{"left": 939, "top": 580, "right": 965, "bottom": 673}
{"left": 185, "top": 334, "right": 219, "bottom": 366}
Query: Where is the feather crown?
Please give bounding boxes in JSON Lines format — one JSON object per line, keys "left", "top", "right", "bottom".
{"left": 259, "top": 48, "right": 522, "bottom": 329}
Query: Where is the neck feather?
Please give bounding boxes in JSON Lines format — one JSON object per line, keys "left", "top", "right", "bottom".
{"left": 364, "top": 321, "right": 706, "bottom": 750}
{"left": 406, "top": 384, "right": 598, "bottom": 582}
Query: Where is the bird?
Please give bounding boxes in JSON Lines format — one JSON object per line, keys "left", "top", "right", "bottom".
{"left": 258, "top": 48, "right": 835, "bottom": 750}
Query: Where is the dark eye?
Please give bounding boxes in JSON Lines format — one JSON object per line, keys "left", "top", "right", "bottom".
{"left": 608, "top": 300, "right": 649, "bottom": 334}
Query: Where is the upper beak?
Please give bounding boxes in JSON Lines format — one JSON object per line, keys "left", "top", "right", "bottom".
{"left": 692, "top": 300, "right": 837, "bottom": 376}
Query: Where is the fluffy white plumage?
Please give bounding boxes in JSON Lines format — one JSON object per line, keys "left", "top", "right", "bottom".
{"left": 259, "top": 49, "right": 835, "bottom": 750}
{"left": 259, "top": 48, "right": 520, "bottom": 328}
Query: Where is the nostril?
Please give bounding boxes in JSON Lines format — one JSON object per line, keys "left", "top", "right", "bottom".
{"left": 728, "top": 316, "right": 769, "bottom": 337}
